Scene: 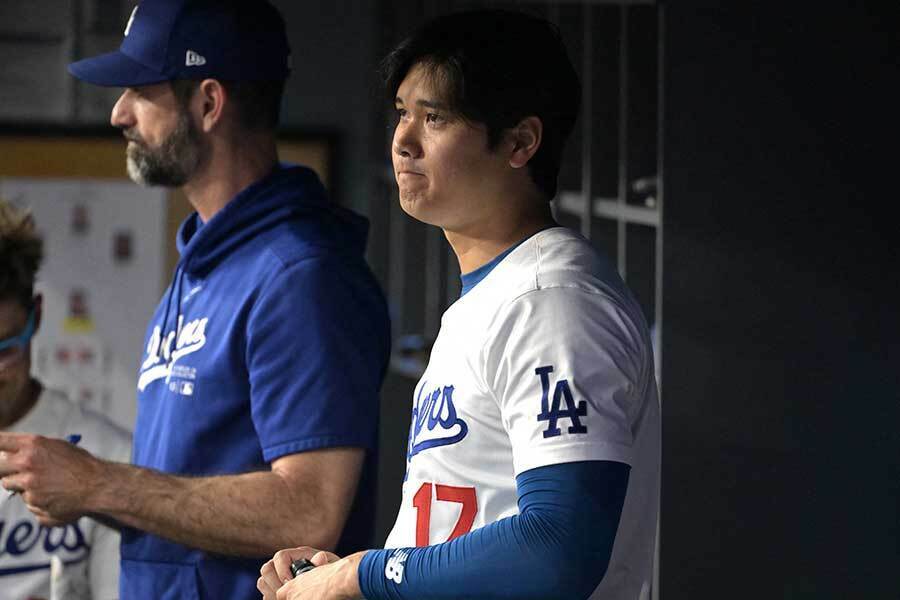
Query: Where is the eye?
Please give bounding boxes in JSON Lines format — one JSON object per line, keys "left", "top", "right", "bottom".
{"left": 395, "top": 107, "right": 408, "bottom": 120}
{"left": 425, "top": 113, "right": 444, "bottom": 124}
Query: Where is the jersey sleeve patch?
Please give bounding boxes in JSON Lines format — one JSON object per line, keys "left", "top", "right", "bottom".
{"left": 484, "top": 287, "right": 649, "bottom": 476}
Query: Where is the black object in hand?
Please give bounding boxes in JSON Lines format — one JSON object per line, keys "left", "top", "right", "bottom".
{"left": 290, "top": 558, "right": 316, "bottom": 578}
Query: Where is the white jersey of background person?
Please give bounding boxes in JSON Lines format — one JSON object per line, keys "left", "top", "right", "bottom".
{"left": 385, "top": 227, "right": 660, "bottom": 599}
{"left": 2, "top": 387, "right": 131, "bottom": 600}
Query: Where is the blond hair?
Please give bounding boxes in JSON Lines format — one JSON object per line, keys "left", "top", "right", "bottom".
{"left": 0, "top": 198, "right": 43, "bottom": 307}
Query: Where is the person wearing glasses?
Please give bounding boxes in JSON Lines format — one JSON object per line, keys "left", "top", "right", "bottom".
{"left": 0, "top": 198, "right": 131, "bottom": 600}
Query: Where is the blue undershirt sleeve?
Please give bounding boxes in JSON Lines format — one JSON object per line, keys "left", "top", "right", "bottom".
{"left": 358, "top": 460, "right": 630, "bottom": 600}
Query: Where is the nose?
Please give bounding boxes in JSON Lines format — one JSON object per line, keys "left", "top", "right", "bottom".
{"left": 392, "top": 119, "right": 422, "bottom": 160}
{"left": 110, "top": 89, "right": 135, "bottom": 130}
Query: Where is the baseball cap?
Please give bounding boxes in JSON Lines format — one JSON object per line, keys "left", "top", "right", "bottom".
{"left": 68, "top": 0, "right": 291, "bottom": 87}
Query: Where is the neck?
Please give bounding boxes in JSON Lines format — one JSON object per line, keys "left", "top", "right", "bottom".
{"left": 446, "top": 195, "right": 556, "bottom": 274}
{"left": 0, "top": 378, "right": 41, "bottom": 429}
{"left": 182, "top": 134, "right": 278, "bottom": 222}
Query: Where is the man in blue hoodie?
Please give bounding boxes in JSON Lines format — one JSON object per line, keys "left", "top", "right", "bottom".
{"left": 0, "top": 1, "right": 390, "bottom": 599}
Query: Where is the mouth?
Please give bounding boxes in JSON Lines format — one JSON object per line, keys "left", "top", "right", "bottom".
{"left": 123, "top": 132, "right": 144, "bottom": 146}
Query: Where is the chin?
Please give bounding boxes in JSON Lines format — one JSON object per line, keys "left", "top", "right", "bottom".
{"left": 397, "top": 190, "right": 421, "bottom": 214}
{"left": 398, "top": 194, "right": 438, "bottom": 226}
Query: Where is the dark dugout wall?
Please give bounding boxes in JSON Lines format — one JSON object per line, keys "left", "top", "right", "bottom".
{"left": 662, "top": 3, "right": 897, "bottom": 598}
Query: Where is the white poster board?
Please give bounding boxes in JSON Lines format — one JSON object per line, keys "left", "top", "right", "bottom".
{"left": 0, "top": 177, "right": 166, "bottom": 431}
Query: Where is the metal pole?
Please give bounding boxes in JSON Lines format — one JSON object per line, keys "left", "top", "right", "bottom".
{"left": 617, "top": 5, "right": 629, "bottom": 279}
{"left": 654, "top": 6, "right": 665, "bottom": 395}
{"left": 652, "top": 9, "right": 666, "bottom": 600}
{"left": 547, "top": 2, "right": 560, "bottom": 25}
{"left": 580, "top": 4, "right": 594, "bottom": 240}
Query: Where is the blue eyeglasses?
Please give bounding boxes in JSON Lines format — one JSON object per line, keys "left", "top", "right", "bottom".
{"left": 0, "top": 306, "right": 36, "bottom": 367}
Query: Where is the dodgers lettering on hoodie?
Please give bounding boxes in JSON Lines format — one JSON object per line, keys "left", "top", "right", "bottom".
{"left": 120, "top": 165, "right": 390, "bottom": 600}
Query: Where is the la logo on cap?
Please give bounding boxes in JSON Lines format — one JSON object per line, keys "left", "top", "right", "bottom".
{"left": 124, "top": 6, "right": 137, "bottom": 36}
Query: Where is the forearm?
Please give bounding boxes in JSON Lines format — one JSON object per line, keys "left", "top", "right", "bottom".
{"left": 359, "top": 461, "right": 630, "bottom": 600}
{"left": 88, "top": 461, "right": 339, "bottom": 558}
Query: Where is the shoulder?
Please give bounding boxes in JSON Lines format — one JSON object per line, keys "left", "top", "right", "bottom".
{"left": 477, "top": 230, "right": 653, "bottom": 378}
{"left": 528, "top": 227, "right": 624, "bottom": 295}
{"left": 486, "top": 227, "right": 645, "bottom": 329}
{"left": 251, "top": 202, "right": 371, "bottom": 272}
{"left": 487, "top": 283, "right": 649, "bottom": 364}
{"left": 449, "top": 227, "right": 644, "bottom": 344}
{"left": 254, "top": 224, "right": 332, "bottom": 267}
{"left": 250, "top": 233, "right": 376, "bottom": 296}
{"left": 243, "top": 249, "right": 388, "bottom": 343}
{"left": 471, "top": 227, "right": 623, "bottom": 299}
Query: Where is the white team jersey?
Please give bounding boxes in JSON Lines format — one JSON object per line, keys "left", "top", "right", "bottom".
{"left": 385, "top": 227, "right": 660, "bottom": 599}
{"left": 2, "top": 387, "right": 131, "bottom": 600}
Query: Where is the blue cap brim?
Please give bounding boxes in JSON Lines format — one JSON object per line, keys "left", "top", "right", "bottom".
{"left": 68, "top": 50, "right": 170, "bottom": 87}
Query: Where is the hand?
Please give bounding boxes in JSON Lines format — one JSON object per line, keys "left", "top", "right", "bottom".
{"left": 258, "top": 546, "right": 366, "bottom": 600}
{"left": 0, "top": 432, "right": 105, "bottom": 525}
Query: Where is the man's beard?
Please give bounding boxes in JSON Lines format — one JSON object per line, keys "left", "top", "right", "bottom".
{"left": 125, "top": 111, "right": 205, "bottom": 187}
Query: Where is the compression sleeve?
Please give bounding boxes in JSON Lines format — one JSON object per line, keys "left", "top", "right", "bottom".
{"left": 359, "top": 460, "right": 630, "bottom": 600}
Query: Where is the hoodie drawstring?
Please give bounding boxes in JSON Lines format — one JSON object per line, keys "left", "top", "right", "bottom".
{"left": 157, "top": 264, "right": 187, "bottom": 370}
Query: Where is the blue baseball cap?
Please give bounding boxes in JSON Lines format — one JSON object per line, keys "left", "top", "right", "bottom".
{"left": 68, "top": 0, "right": 291, "bottom": 87}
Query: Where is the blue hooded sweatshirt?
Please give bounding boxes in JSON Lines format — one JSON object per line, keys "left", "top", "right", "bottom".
{"left": 120, "top": 165, "right": 390, "bottom": 600}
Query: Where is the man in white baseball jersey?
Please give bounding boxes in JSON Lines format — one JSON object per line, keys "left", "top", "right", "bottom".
{"left": 259, "top": 10, "right": 660, "bottom": 599}
{"left": 0, "top": 199, "right": 131, "bottom": 600}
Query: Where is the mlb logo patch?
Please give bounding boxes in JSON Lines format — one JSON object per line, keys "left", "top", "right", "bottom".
{"left": 168, "top": 381, "right": 195, "bottom": 396}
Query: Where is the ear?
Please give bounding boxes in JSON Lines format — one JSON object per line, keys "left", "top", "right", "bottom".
{"left": 508, "top": 116, "right": 543, "bottom": 169}
{"left": 196, "top": 79, "right": 227, "bottom": 133}
{"left": 33, "top": 294, "right": 43, "bottom": 334}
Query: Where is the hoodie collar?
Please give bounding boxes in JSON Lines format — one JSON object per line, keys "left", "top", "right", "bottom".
{"left": 174, "top": 164, "right": 340, "bottom": 276}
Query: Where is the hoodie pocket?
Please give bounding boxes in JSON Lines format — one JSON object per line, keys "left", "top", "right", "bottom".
{"left": 120, "top": 559, "right": 201, "bottom": 600}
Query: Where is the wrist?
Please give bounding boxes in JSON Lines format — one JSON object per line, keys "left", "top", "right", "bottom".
{"left": 339, "top": 551, "right": 367, "bottom": 599}
{"left": 83, "top": 458, "right": 126, "bottom": 514}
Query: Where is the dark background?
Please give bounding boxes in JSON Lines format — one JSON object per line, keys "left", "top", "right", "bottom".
{"left": 662, "top": 3, "right": 897, "bottom": 597}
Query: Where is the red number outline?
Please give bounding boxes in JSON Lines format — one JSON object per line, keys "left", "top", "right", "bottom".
{"left": 412, "top": 482, "right": 478, "bottom": 546}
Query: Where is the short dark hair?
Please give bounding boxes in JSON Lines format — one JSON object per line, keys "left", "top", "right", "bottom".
{"left": 170, "top": 78, "right": 286, "bottom": 132}
{"left": 381, "top": 10, "right": 581, "bottom": 199}
{"left": 0, "top": 199, "right": 43, "bottom": 309}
